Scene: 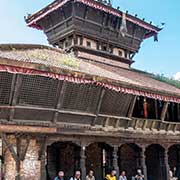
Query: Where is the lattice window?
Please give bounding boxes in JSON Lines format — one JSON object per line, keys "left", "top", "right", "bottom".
{"left": 100, "top": 90, "right": 133, "bottom": 116}
{"left": 18, "top": 75, "right": 59, "bottom": 107}
{"left": 62, "top": 82, "right": 101, "bottom": 113}
{"left": 0, "top": 72, "right": 13, "bottom": 105}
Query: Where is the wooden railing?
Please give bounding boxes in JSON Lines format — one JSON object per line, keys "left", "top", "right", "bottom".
{"left": 0, "top": 105, "right": 179, "bottom": 133}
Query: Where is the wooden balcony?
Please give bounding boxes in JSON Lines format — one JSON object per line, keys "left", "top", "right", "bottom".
{"left": 0, "top": 105, "right": 179, "bottom": 136}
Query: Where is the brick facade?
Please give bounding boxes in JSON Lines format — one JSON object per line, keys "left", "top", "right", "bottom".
{"left": 4, "top": 136, "right": 41, "bottom": 180}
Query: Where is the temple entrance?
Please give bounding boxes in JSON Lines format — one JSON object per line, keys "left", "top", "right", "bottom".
{"left": 86, "top": 143, "right": 113, "bottom": 180}
{"left": 118, "top": 143, "right": 141, "bottom": 179}
{"left": 46, "top": 142, "right": 81, "bottom": 180}
{"left": 168, "top": 144, "right": 180, "bottom": 179}
{"left": 146, "top": 144, "right": 166, "bottom": 180}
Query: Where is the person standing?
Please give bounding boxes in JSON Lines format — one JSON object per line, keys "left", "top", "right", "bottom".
{"left": 133, "top": 169, "right": 144, "bottom": 180}
{"left": 54, "top": 171, "right": 65, "bottom": 180}
{"left": 69, "top": 171, "right": 81, "bottom": 180}
{"left": 86, "top": 170, "right": 95, "bottom": 180}
{"left": 119, "top": 171, "right": 127, "bottom": 180}
{"left": 105, "top": 170, "right": 117, "bottom": 180}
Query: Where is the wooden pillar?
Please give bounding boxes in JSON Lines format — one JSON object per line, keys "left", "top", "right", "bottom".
{"left": 16, "top": 138, "right": 21, "bottom": 180}
{"left": 112, "top": 145, "right": 119, "bottom": 179}
{"left": 9, "top": 74, "right": 22, "bottom": 121}
{"left": 53, "top": 81, "right": 67, "bottom": 123}
{"left": 128, "top": 95, "right": 137, "bottom": 118}
{"left": 164, "top": 148, "right": 170, "bottom": 180}
{"left": 38, "top": 137, "right": 47, "bottom": 180}
{"left": 92, "top": 88, "right": 105, "bottom": 126}
{"left": 143, "top": 98, "right": 148, "bottom": 119}
{"left": 155, "top": 100, "right": 158, "bottom": 119}
{"left": 80, "top": 145, "right": 86, "bottom": 180}
{"left": 161, "top": 102, "right": 169, "bottom": 121}
{"left": 40, "top": 151, "right": 47, "bottom": 180}
{"left": 140, "top": 146, "right": 147, "bottom": 180}
{"left": 177, "top": 104, "right": 180, "bottom": 122}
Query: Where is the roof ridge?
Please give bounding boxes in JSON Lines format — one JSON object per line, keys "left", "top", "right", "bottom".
{"left": 0, "top": 44, "right": 62, "bottom": 53}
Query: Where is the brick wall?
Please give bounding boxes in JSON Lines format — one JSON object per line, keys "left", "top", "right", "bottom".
{"left": 3, "top": 136, "right": 41, "bottom": 180}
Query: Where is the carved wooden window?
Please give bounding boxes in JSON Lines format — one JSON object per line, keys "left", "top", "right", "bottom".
{"left": 86, "top": 41, "right": 91, "bottom": 48}
{"left": 118, "top": 50, "right": 123, "bottom": 57}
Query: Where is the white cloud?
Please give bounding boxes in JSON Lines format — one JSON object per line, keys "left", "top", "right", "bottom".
{"left": 173, "top": 72, "right": 180, "bottom": 81}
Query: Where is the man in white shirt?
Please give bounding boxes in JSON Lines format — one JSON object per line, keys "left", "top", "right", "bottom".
{"left": 119, "top": 171, "right": 127, "bottom": 180}
{"left": 69, "top": 171, "right": 81, "bottom": 180}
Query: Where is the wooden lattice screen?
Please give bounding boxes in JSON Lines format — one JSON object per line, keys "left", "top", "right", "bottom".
{"left": 100, "top": 89, "right": 133, "bottom": 116}
{"left": 0, "top": 72, "right": 13, "bottom": 105}
{"left": 18, "top": 75, "right": 60, "bottom": 107}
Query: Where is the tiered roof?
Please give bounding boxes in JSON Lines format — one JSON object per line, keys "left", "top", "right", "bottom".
{"left": 26, "top": 0, "right": 161, "bottom": 39}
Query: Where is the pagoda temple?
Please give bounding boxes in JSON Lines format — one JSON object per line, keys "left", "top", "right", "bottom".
{"left": 0, "top": 0, "right": 179, "bottom": 180}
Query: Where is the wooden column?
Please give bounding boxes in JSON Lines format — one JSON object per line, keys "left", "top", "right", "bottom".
{"left": 80, "top": 145, "right": 86, "bottom": 180}
{"left": 53, "top": 81, "right": 67, "bottom": 123}
{"left": 164, "top": 148, "right": 170, "bottom": 180}
{"left": 38, "top": 137, "right": 47, "bottom": 180}
{"left": 16, "top": 138, "right": 21, "bottom": 180}
{"left": 140, "top": 146, "right": 147, "bottom": 180}
{"left": 143, "top": 98, "right": 148, "bottom": 119}
{"left": 161, "top": 102, "right": 169, "bottom": 121}
{"left": 112, "top": 145, "right": 119, "bottom": 179}
{"left": 128, "top": 95, "right": 137, "bottom": 118}
{"left": 177, "top": 104, "right": 180, "bottom": 122}
{"left": 9, "top": 75, "right": 22, "bottom": 121}
{"left": 155, "top": 100, "right": 158, "bottom": 119}
{"left": 92, "top": 88, "right": 105, "bottom": 126}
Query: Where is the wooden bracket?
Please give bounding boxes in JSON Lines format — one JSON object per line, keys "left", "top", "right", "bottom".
{"left": 128, "top": 95, "right": 137, "bottom": 118}
{"left": 20, "top": 136, "right": 31, "bottom": 161}
{"left": 1, "top": 133, "right": 19, "bottom": 163}
{"left": 160, "top": 102, "right": 169, "bottom": 121}
{"left": 1, "top": 133, "right": 31, "bottom": 162}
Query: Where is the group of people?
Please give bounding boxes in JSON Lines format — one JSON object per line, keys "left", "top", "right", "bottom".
{"left": 53, "top": 169, "right": 145, "bottom": 180}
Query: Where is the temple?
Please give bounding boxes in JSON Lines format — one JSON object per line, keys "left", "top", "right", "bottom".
{"left": 0, "top": 0, "right": 179, "bottom": 180}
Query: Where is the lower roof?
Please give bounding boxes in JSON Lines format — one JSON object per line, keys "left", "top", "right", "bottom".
{"left": 0, "top": 44, "right": 179, "bottom": 103}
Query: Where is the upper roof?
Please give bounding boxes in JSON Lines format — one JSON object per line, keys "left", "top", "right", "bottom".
{"left": 26, "top": 0, "right": 161, "bottom": 39}
{"left": 0, "top": 44, "right": 179, "bottom": 103}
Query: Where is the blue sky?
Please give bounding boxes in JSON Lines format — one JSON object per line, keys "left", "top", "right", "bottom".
{"left": 0, "top": 0, "right": 179, "bottom": 78}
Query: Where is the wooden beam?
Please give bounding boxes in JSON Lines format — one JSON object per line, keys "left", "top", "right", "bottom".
{"left": 154, "top": 100, "right": 158, "bottom": 119}
{"left": 1, "top": 133, "right": 19, "bottom": 162}
{"left": 9, "top": 74, "right": 17, "bottom": 105}
{"left": 9, "top": 75, "right": 22, "bottom": 121}
{"left": 160, "top": 102, "right": 169, "bottom": 121}
{"left": 91, "top": 88, "right": 105, "bottom": 126}
{"left": 127, "top": 95, "right": 137, "bottom": 118}
{"left": 143, "top": 98, "right": 148, "bottom": 119}
{"left": 38, "top": 137, "right": 47, "bottom": 161}
{"left": 0, "top": 125, "right": 56, "bottom": 134}
{"left": 83, "top": 5, "right": 89, "bottom": 20}
{"left": 16, "top": 137, "right": 21, "bottom": 180}
{"left": 171, "top": 103, "right": 175, "bottom": 121}
{"left": 53, "top": 81, "right": 67, "bottom": 123}
{"left": 20, "top": 137, "right": 31, "bottom": 161}
{"left": 178, "top": 104, "right": 180, "bottom": 122}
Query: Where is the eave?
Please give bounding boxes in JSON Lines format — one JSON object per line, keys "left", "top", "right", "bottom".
{"left": 0, "top": 57, "right": 179, "bottom": 103}
{"left": 26, "top": 0, "right": 161, "bottom": 39}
